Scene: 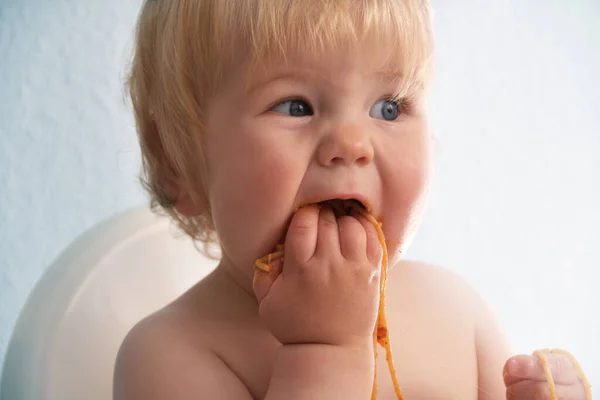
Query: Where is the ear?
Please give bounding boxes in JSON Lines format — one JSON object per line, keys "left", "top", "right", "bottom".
{"left": 157, "top": 177, "right": 207, "bottom": 217}
{"left": 149, "top": 119, "right": 208, "bottom": 218}
{"left": 173, "top": 188, "right": 207, "bottom": 217}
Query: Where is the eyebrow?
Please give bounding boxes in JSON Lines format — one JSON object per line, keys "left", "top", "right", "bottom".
{"left": 243, "top": 67, "right": 404, "bottom": 98}
{"left": 242, "top": 68, "right": 320, "bottom": 96}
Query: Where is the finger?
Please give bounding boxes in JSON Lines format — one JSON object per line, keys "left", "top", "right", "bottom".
{"left": 548, "top": 349, "right": 593, "bottom": 398}
{"left": 285, "top": 205, "right": 319, "bottom": 265}
{"left": 315, "top": 206, "right": 341, "bottom": 256}
{"left": 253, "top": 258, "right": 283, "bottom": 303}
{"left": 351, "top": 210, "right": 383, "bottom": 266}
{"left": 504, "top": 354, "right": 581, "bottom": 386}
{"left": 506, "top": 379, "right": 586, "bottom": 400}
{"left": 337, "top": 215, "right": 366, "bottom": 260}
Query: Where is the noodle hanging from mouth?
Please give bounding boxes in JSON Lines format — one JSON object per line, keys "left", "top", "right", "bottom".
{"left": 254, "top": 202, "right": 404, "bottom": 400}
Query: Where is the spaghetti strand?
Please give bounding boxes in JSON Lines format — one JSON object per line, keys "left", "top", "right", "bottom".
{"left": 533, "top": 349, "right": 593, "bottom": 400}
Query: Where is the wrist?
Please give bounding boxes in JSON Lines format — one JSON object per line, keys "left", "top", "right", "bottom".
{"left": 278, "top": 340, "right": 374, "bottom": 364}
{"left": 265, "top": 342, "right": 374, "bottom": 399}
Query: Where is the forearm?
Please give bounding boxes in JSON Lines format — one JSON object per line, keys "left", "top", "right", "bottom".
{"left": 264, "top": 342, "right": 374, "bottom": 400}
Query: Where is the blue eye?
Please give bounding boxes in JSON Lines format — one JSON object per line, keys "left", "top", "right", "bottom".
{"left": 369, "top": 99, "right": 400, "bottom": 121}
{"left": 271, "top": 99, "right": 313, "bottom": 116}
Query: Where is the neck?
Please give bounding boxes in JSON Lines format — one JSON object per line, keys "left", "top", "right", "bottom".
{"left": 215, "top": 252, "right": 258, "bottom": 304}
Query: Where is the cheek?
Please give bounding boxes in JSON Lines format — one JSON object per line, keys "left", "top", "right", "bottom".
{"left": 206, "top": 131, "right": 302, "bottom": 268}
{"left": 383, "top": 133, "right": 433, "bottom": 255}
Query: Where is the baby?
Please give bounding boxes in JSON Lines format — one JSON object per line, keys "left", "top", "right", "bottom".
{"left": 113, "top": 1, "right": 591, "bottom": 399}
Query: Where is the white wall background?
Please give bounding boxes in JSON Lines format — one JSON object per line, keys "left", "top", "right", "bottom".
{"left": 1, "top": 0, "right": 598, "bottom": 390}
{"left": 0, "top": 0, "right": 145, "bottom": 373}
{"left": 408, "top": 0, "right": 600, "bottom": 388}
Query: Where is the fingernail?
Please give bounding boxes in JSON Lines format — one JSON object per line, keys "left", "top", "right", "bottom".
{"left": 507, "top": 359, "right": 521, "bottom": 377}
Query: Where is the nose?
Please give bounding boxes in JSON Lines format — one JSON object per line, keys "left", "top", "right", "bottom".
{"left": 316, "top": 122, "right": 374, "bottom": 167}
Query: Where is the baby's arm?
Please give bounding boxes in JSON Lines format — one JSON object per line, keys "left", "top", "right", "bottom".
{"left": 113, "top": 316, "right": 254, "bottom": 400}
{"left": 474, "top": 295, "right": 514, "bottom": 399}
{"left": 114, "top": 316, "right": 374, "bottom": 400}
{"left": 265, "top": 342, "right": 374, "bottom": 399}
{"left": 255, "top": 205, "right": 383, "bottom": 399}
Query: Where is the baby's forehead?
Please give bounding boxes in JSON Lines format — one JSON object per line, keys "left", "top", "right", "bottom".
{"left": 239, "top": 46, "right": 409, "bottom": 94}
{"left": 208, "top": 0, "right": 433, "bottom": 92}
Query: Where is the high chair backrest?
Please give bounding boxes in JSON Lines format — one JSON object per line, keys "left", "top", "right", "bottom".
{"left": 1, "top": 206, "right": 217, "bottom": 400}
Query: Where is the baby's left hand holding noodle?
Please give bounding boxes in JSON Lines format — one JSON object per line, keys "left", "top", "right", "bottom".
{"left": 503, "top": 349, "right": 592, "bottom": 400}
{"left": 253, "top": 205, "right": 383, "bottom": 399}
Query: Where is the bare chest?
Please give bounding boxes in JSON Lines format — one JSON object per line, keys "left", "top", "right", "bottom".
{"left": 216, "top": 289, "right": 478, "bottom": 400}
{"left": 190, "top": 263, "right": 481, "bottom": 400}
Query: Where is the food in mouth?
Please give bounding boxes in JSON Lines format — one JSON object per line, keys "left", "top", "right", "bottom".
{"left": 254, "top": 199, "right": 405, "bottom": 400}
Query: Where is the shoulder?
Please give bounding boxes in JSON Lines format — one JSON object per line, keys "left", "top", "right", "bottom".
{"left": 389, "top": 260, "right": 512, "bottom": 398}
{"left": 389, "top": 260, "right": 512, "bottom": 348}
{"left": 388, "top": 259, "right": 481, "bottom": 310}
{"left": 113, "top": 307, "right": 252, "bottom": 400}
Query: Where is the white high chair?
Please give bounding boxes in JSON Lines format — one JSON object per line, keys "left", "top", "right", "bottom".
{"left": 0, "top": 206, "right": 218, "bottom": 400}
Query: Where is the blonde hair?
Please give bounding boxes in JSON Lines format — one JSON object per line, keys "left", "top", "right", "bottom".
{"left": 127, "top": 0, "right": 435, "bottom": 251}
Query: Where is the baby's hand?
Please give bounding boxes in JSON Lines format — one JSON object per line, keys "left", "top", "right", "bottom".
{"left": 253, "top": 204, "right": 382, "bottom": 348}
{"left": 503, "top": 350, "right": 592, "bottom": 400}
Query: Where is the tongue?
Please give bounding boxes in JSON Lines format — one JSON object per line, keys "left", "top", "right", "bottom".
{"left": 318, "top": 199, "right": 364, "bottom": 218}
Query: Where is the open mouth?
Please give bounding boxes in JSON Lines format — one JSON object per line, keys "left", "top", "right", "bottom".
{"left": 316, "top": 198, "right": 367, "bottom": 218}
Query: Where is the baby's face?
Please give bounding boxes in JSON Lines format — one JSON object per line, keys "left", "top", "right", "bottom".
{"left": 202, "top": 45, "right": 432, "bottom": 279}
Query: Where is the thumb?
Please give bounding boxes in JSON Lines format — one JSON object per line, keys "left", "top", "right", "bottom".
{"left": 253, "top": 258, "right": 283, "bottom": 303}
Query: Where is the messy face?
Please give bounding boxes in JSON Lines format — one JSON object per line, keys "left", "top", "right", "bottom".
{"left": 202, "top": 43, "right": 432, "bottom": 280}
